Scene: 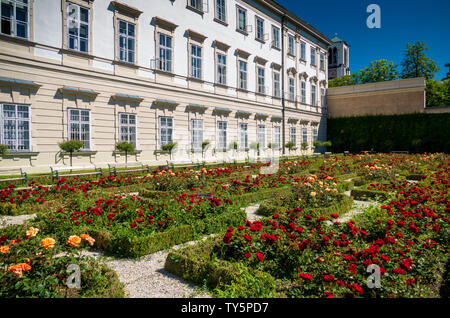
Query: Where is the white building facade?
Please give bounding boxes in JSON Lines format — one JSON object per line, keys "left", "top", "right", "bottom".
{"left": 0, "top": 0, "right": 331, "bottom": 173}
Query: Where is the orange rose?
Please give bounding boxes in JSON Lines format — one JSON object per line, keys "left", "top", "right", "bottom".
{"left": 26, "top": 227, "right": 40, "bottom": 237}
{"left": 80, "top": 234, "right": 95, "bottom": 246}
{"left": 41, "top": 238, "right": 56, "bottom": 250}
{"left": 8, "top": 263, "right": 31, "bottom": 278}
{"left": 67, "top": 235, "right": 81, "bottom": 247}
{"left": 0, "top": 246, "right": 9, "bottom": 253}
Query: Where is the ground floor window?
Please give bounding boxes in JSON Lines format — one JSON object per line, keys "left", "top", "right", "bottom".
{"left": 68, "top": 108, "right": 90, "bottom": 150}
{"left": 119, "top": 113, "right": 136, "bottom": 146}
{"left": 313, "top": 127, "right": 318, "bottom": 142}
{"left": 217, "top": 121, "right": 227, "bottom": 150}
{"left": 290, "top": 127, "right": 296, "bottom": 145}
{"left": 191, "top": 119, "right": 203, "bottom": 150}
{"left": 257, "top": 124, "right": 265, "bottom": 148}
{"left": 273, "top": 125, "right": 280, "bottom": 149}
{"left": 302, "top": 127, "right": 308, "bottom": 144}
{"left": 239, "top": 123, "right": 248, "bottom": 149}
{"left": 159, "top": 116, "right": 173, "bottom": 148}
{"left": 0, "top": 103, "right": 30, "bottom": 152}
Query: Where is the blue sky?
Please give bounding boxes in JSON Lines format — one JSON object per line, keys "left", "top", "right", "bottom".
{"left": 276, "top": 0, "right": 450, "bottom": 80}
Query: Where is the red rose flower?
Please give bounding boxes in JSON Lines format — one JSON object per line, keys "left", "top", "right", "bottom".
{"left": 256, "top": 252, "right": 264, "bottom": 262}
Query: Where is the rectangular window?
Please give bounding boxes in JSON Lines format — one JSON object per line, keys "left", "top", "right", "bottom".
{"left": 68, "top": 108, "right": 90, "bottom": 150}
{"left": 320, "top": 53, "right": 325, "bottom": 71}
{"left": 66, "top": 2, "right": 89, "bottom": 53}
{"left": 190, "top": 44, "right": 202, "bottom": 79}
{"left": 313, "top": 127, "right": 318, "bottom": 142}
{"left": 290, "top": 127, "right": 297, "bottom": 145}
{"left": 237, "top": 6, "right": 246, "bottom": 31}
{"left": 288, "top": 35, "right": 295, "bottom": 55}
{"left": 0, "top": 0, "right": 29, "bottom": 39}
{"left": 311, "top": 85, "right": 316, "bottom": 106}
{"left": 300, "top": 42, "right": 306, "bottom": 60}
{"left": 302, "top": 127, "right": 308, "bottom": 144}
{"left": 119, "top": 113, "right": 136, "bottom": 146}
{"left": 321, "top": 88, "right": 326, "bottom": 107}
{"left": 289, "top": 77, "right": 295, "bottom": 101}
{"left": 158, "top": 33, "right": 172, "bottom": 72}
{"left": 216, "top": 0, "right": 226, "bottom": 22}
{"left": 255, "top": 16, "right": 264, "bottom": 40}
{"left": 257, "top": 66, "right": 265, "bottom": 94}
{"left": 191, "top": 119, "right": 203, "bottom": 150}
{"left": 311, "top": 47, "right": 316, "bottom": 66}
{"left": 189, "top": 0, "right": 202, "bottom": 11}
{"left": 0, "top": 103, "right": 30, "bottom": 152}
{"left": 273, "top": 126, "right": 280, "bottom": 149}
{"left": 238, "top": 60, "right": 247, "bottom": 90}
{"left": 271, "top": 26, "right": 279, "bottom": 48}
{"left": 273, "top": 71, "right": 280, "bottom": 98}
{"left": 159, "top": 116, "right": 173, "bottom": 148}
{"left": 118, "top": 19, "right": 135, "bottom": 63}
{"left": 239, "top": 123, "right": 248, "bottom": 149}
{"left": 301, "top": 81, "right": 306, "bottom": 103}
{"left": 257, "top": 125, "right": 265, "bottom": 148}
{"left": 217, "top": 121, "right": 227, "bottom": 150}
{"left": 217, "top": 53, "right": 227, "bottom": 85}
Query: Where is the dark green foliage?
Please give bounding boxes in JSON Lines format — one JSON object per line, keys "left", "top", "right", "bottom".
{"left": 350, "top": 186, "right": 390, "bottom": 201}
{"left": 426, "top": 80, "right": 450, "bottom": 106}
{"left": 401, "top": 41, "right": 439, "bottom": 80}
{"left": 0, "top": 144, "right": 8, "bottom": 156}
{"left": 327, "top": 113, "right": 450, "bottom": 153}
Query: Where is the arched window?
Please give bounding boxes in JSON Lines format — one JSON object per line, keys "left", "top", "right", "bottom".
{"left": 328, "top": 48, "right": 332, "bottom": 65}
{"left": 332, "top": 47, "right": 338, "bottom": 65}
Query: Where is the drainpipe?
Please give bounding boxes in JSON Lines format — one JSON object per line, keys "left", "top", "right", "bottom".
{"left": 281, "top": 15, "right": 286, "bottom": 155}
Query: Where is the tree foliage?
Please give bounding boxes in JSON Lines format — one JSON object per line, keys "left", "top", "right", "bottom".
{"left": 401, "top": 41, "right": 439, "bottom": 80}
{"left": 328, "top": 75, "right": 358, "bottom": 88}
{"left": 426, "top": 80, "right": 450, "bottom": 107}
{"left": 357, "top": 59, "right": 399, "bottom": 84}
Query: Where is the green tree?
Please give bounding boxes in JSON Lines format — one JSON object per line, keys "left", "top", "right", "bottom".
{"left": 0, "top": 144, "right": 8, "bottom": 156}
{"left": 115, "top": 141, "right": 135, "bottom": 164}
{"left": 328, "top": 74, "right": 359, "bottom": 88}
{"left": 426, "top": 80, "right": 450, "bottom": 106}
{"left": 58, "top": 140, "right": 84, "bottom": 166}
{"left": 161, "top": 142, "right": 177, "bottom": 160}
{"left": 401, "top": 41, "right": 439, "bottom": 80}
{"left": 357, "top": 59, "right": 399, "bottom": 84}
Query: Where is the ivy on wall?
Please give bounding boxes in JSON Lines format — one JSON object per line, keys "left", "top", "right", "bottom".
{"left": 327, "top": 113, "right": 450, "bottom": 153}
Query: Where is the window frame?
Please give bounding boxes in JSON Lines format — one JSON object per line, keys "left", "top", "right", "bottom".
{"left": 117, "top": 19, "right": 136, "bottom": 64}
{"left": 256, "top": 65, "right": 265, "bottom": 94}
{"left": 67, "top": 108, "right": 91, "bottom": 151}
{"left": 0, "top": 0, "right": 30, "bottom": 39}
{"left": 0, "top": 102, "right": 31, "bottom": 152}
{"left": 257, "top": 124, "right": 265, "bottom": 149}
{"left": 238, "top": 59, "right": 247, "bottom": 90}
{"left": 191, "top": 118, "right": 203, "bottom": 151}
{"left": 271, "top": 25, "right": 280, "bottom": 49}
{"left": 158, "top": 32, "right": 173, "bottom": 72}
{"left": 65, "top": 1, "right": 90, "bottom": 53}
{"left": 273, "top": 70, "right": 281, "bottom": 98}
{"left": 118, "top": 112, "right": 137, "bottom": 147}
{"left": 273, "top": 125, "right": 281, "bottom": 149}
{"left": 216, "top": 52, "right": 227, "bottom": 85}
{"left": 300, "top": 41, "right": 306, "bottom": 61}
{"left": 215, "top": 0, "right": 227, "bottom": 24}
{"left": 158, "top": 116, "right": 173, "bottom": 149}
{"left": 217, "top": 121, "right": 227, "bottom": 150}
{"left": 302, "top": 127, "right": 308, "bottom": 144}
{"left": 310, "top": 47, "right": 316, "bottom": 66}
{"left": 236, "top": 5, "right": 247, "bottom": 33}
{"left": 300, "top": 81, "right": 306, "bottom": 104}
{"left": 255, "top": 16, "right": 264, "bottom": 41}
{"left": 288, "top": 77, "right": 295, "bottom": 101}
{"left": 239, "top": 122, "right": 248, "bottom": 150}
{"left": 290, "top": 127, "right": 297, "bottom": 145}
{"left": 288, "top": 34, "right": 295, "bottom": 56}
{"left": 311, "top": 84, "right": 317, "bottom": 106}
{"left": 190, "top": 43, "right": 202, "bottom": 80}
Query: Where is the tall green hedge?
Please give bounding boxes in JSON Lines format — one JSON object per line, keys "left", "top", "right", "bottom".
{"left": 327, "top": 113, "right": 450, "bottom": 153}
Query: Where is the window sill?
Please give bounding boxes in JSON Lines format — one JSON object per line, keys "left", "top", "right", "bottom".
{"left": 255, "top": 91, "right": 266, "bottom": 96}
{"left": 311, "top": 64, "right": 317, "bottom": 68}
{"left": 236, "top": 28, "right": 249, "bottom": 36}
{"left": 186, "top": 5, "right": 204, "bottom": 15}
{"left": 287, "top": 53, "right": 296, "bottom": 59}
{"left": 154, "top": 150, "right": 171, "bottom": 155}
{"left": 236, "top": 88, "right": 249, "bottom": 93}
{"left": 188, "top": 77, "right": 204, "bottom": 83}
{"left": 61, "top": 151, "right": 97, "bottom": 156}
{"left": 271, "top": 45, "right": 281, "bottom": 51}
{"left": 114, "top": 60, "right": 139, "bottom": 68}
{"left": 1, "top": 151, "right": 39, "bottom": 158}
{"left": 255, "top": 38, "right": 266, "bottom": 44}
{"left": 299, "top": 59, "right": 306, "bottom": 64}
{"left": 215, "top": 82, "right": 228, "bottom": 89}
{"left": 213, "top": 18, "right": 228, "bottom": 26}
{"left": 60, "top": 48, "right": 94, "bottom": 59}
{"left": 113, "top": 150, "right": 142, "bottom": 155}
{"left": 154, "top": 68, "right": 175, "bottom": 76}
{"left": 0, "top": 33, "right": 36, "bottom": 47}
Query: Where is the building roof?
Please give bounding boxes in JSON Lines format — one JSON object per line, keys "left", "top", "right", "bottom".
{"left": 331, "top": 33, "right": 342, "bottom": 43}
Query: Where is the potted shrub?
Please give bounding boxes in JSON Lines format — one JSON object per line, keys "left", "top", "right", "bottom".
{"left": 250, "top": 142, "right": 260, "bottom": 157}
{"left": 301, "top": 142, "right": 308, "bottom": 155}
{"left": 322, "top": 140, "right": 332, "bottom": 153}
{"left": 201, "top": 140, "right": 210, "bottom": 159}
{"left": 313, "top": 140, "right": 323, "bottom": 153}
{"left": 161, "top": 142, "right": 177, "bottom": 160}
{"left": 115, "top": 141, "right": 135, "bottom": 164}
{"left": 0, "top": 144, "right": 8, "bottom": 156}
{"left": 285, "top": 141, "right": 295, "bottom": 155}
{"left": 58, "top": 140, "right": 84, "bottom": 167}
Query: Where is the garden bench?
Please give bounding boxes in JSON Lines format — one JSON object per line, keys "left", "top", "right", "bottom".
{"left": 50, "top": 165, "right": 103, "bottom": 182}
{"left": 0, "top": 168, "right": 28, "bottom": 185}
{"left": 108, "top": 162, "right": 150, "bottom": 176}
{"left": 166, "top": 159, "right": 204, "bottom": 171}
{"left": 324, "top": 152, "right": 332, "bottom": 158}
{"left": 344, "top": 151, "right": 351, "bottom": 156}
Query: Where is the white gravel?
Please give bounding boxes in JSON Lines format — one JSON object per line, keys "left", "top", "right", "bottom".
{"left": 0, "top": 214, "right": 37, "bottom": 229}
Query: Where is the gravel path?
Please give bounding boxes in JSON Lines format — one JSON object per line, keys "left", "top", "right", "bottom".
{"left": 243, "top": 204, "right": 261, "bottom": 222}
{"left": 0, "top": 214, "right": 37, "bottom": 229}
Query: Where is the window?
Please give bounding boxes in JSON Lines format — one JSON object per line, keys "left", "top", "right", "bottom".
{"left": 311, "top": 85, "right": 316, "bottom": 106}
{"left": 313, "top": 127, "right": 318, "bottom": 142}
{"left": 118, "top": 20, "right": 135, "bottom": 63}
{"left": 217, "top": 121, "right": 227, "bottom": 150}
{"left": 344, "top": 47, "right": 348, "bottom": 66}
{"left": 0, "top": 0, "right": 29, "bottom": 39}
{"left": 68, "top": 108, "right": 90, "bottom": 150}
{"left": 255, "top": 17, "right": 264, "bottom": 41}
{"left": 238, "top": 60, "right": 247, "bottom": 90}
{"left": 310, "top": 47, "right": 316, "bottom": 66}
{"left": 320, "top": 54, "right": 325, "bottom": 71}
{"left": 273, "top": 71, "right": 280, "bottom": 98}
{"left": 257, "top": 66, "right": 265, "bottom": 94}
{"left": 0, "top": 103, "right": 30, "bottom": 152}
{"left": 321, "top": 88, "right": 326, "bottom": 107}
{"left": 300, "top": 81, "right": 306, "bottom": 103}
{"left": 215, "top": 0, "right": 226, "bottom": 22}
{"left": 190, "top": 44, "right": 202, "bottom": 79}
{"left": 273, "top": 126, "right": 280, "bottom": 149}
{"left": 289, "top": 77, "right": 295, "bottom": 101}
{"left": 189, "top": 0, "right": 202, "bottom": 11}
{"left": 302, "top": 127, "right": 308, "bottom": 144}
{"left": 66, "top": 2, "right": 89, "bottom": 53}
{"left": 191, "top": 119, "right": 203, "bottom": 150}
{"left": 300, "top": 42, "right": 306, "bottom": 60}
{"left": 158, "top": 33, "right": 172, "bottom": 72}
{"left": 257, "top": 125, "right": 265, "bottom": 148}
{"left": 159, "top": 116, "right": 173, "bottom": 147}
{"left": 119, "top": 113, "right": 136, "bottom": 146}
{"left": 217, "top": 53, "right": 226, "bottom": 85}
{"left": 288, "top": 35, "right": 295, "bottom": 55}
{"left": 239, "top": 123, "right": 248, "bottom": 149}
{"left": 237, "top": 6, "right": 246, "bottom": 31}
{"left": 271, "top": 26, "right": 279, "bottom": 48}
{"left": 290, "top": 127, "right": 296, "bottom": 145}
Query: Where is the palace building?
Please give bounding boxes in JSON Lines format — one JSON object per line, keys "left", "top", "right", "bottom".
{"left": 0, "top": 0, "right": 331, "bottom": 173}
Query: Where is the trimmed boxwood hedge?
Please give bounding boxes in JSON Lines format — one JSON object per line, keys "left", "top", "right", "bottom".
{"left": 350, "top": 186, "right": 390, "bottom": 201}
{"left": 327, "top": 113, "right": 450, "bottom": 153}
